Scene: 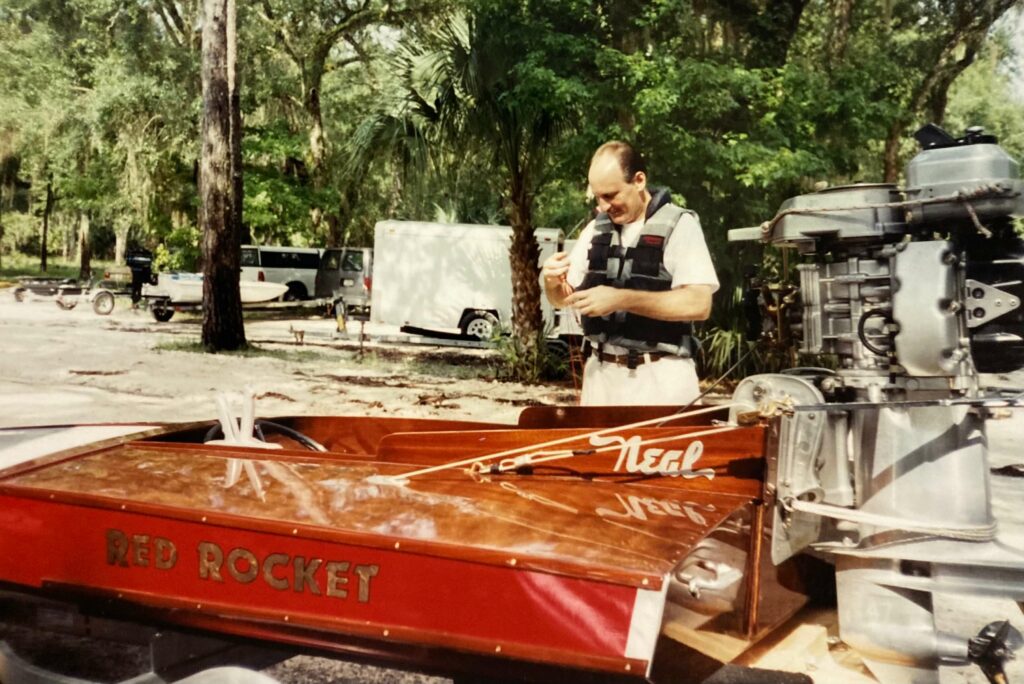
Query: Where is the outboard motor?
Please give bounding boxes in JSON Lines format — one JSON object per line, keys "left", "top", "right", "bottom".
{"left": 729, "top": 124, "right": 1024, "bottom": 684}
{"left": 126, "top": 247, "right": 155, "bottom": 304}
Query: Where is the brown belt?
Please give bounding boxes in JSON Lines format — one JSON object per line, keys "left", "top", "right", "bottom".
{"left": 592, "top": 350, "right": 671, "bottom": 367}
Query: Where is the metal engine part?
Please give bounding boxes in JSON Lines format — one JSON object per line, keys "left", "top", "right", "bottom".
{"left": 729, "top": 124, "right": 1024, "bottom": 684}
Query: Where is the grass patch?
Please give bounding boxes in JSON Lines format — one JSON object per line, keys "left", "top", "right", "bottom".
{"left": 154, "top": 339, "right": 335, "bottom": 363}
{"left": 407, "top": 358, "right": 496, "bottom": 381}
{"left": 0, "top": 254, "right": 113, "bottom": 280}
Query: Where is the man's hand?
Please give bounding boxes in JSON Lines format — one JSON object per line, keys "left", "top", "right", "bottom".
{"left": 565, "top": 285, "right": 623, "bottom": 317}
{"left": 542, "top": 251, "right": 571, "bottom": 285}
{"left": 542, "top": 251, "right": 574, "bottom": 305}
{"left": 566, "top": 284, "right": 713, "bottom": 321}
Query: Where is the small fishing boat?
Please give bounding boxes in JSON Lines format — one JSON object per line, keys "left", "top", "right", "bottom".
{"left": 144, "top": 272, "right": 289, "bottom": 305}
{"left": 140, "top": 273, "right": 290, "bottom": 321}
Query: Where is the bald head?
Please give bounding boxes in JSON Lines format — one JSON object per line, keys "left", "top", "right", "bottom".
{"left": 588, "top": 141, "right": 650, "bottom": 225}
{"left": 590, "top": 141, "right": 647, "bottom": 182}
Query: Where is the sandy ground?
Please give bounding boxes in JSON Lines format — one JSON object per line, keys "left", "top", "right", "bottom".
{"left": 2, "top": 291, "right": 1024, "bottom": 684}
{"left": 0, "top": 293, "right": 575, "bottom": 429}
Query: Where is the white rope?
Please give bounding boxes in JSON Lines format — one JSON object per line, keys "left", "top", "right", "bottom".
{"left": 488, "top": 424, "right": 741, "bottom": 474}
{"left": 375, "top": 403, "right": 741, "bottom": 484}
{"left": 788, "top": 499, "right": 998, "bottom": 542}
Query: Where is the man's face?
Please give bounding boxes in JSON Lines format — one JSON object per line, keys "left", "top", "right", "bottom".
{"left": 588, "top": 155, "right": 647, "bottom": 225}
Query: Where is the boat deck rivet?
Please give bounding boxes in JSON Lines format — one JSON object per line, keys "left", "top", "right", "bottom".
{"left": 120, "top": 504, "right": 126, "bottom": 510}
{"left": 292, "top": 528, "right": 298, "bottom": 535}
{"left": 284, "top": 616, "right": 290, "bottom": 622}
{"left": 196, "top": 604, "right": 202, "bottom": 610}
{"left": 48, "top": 494, "right": 54, "bottom": 500}
{"left": 201, "top": 516, "right": 207, "bottom": 522}
{"left": 495, "top": 645, "right": 502, "bottom": 653}
{"left": 509, "top": 558, "right": 517, "bottom": 566}
{"left": 394, "top": 542, "right": 400, "bottom": 549}
{"left": 642, "top": 578, "right": 649, "bottom": 586}
{"left": 383, "top": 629, "right": 390, "bottom": 637}
{"left": 625, "top": 664, "right": 632, "bottom": 672}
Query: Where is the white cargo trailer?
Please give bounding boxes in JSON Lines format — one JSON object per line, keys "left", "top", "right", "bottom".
{"left": 371, "top": 220, "right": 562, "bottom": 339}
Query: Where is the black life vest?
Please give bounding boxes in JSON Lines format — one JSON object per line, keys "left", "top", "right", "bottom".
{"left": 578, "top": 189, "right": 697, "bottom": 356}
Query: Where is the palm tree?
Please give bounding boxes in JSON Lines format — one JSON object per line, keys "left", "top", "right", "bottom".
{"left": 349, "top": 7, "right": 586, "bottom": 379}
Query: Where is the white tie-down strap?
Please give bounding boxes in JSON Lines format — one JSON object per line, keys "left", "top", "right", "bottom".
{"left": 789, "top": 498, "right": 997, "bottom": 542}
{"left": 624, "top": 579, "right": 670, "bottom": 674}
{"left": 205, "top": 390, "right": 282, "bottom": 501}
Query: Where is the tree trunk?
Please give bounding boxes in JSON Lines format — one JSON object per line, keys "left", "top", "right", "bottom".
{"left": 229, "top": 0, "right": 243, "bottom": 254}
{"left": 826, "top": 0, "right": 854, "bottom": 70}
{"left": 41, "top": 175, "right": 54, "bottom": 272}
{"left": 200, "top": 0, "right": 246, "bottom": 351}
{"left": 77, "top": 212, "right": 91, "bottom": 281}
{"left": 62, "top": 216, "right": 72, "bottom": 260}
{"left": 114, "top": 218, "right": 128, "bottom": 265}
{"left": 307, "top": 83, "right": 342, "bottom": 244}
{"left": 308, "top": 86, "right": 326, "bottom": 172}
{"left": 0, "top": 152, "right": 18, "bottom": 270}
{"left": 507, "top": 169, "right": 543, "bottom": 377}
{"left": 883, "top": 120, "right": 904, "bottom": 183}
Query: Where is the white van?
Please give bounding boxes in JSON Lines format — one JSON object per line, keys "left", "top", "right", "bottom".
{"left": 240, "top": 246, "right": 321, "bottom": 300}
{"left": 314, "top": 247, "right": 373, "bottom": 313}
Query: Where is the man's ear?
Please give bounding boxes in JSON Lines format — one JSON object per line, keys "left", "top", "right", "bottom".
{"left": 633, "top": 171, "right": 647, "bottom": 191}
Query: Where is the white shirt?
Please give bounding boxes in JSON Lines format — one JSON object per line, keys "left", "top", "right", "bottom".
{"left": 568, "top": 211, "right": 718, "bottom": 290}
{"left": 564, "top": 209, "right": 719, "bottom": 406}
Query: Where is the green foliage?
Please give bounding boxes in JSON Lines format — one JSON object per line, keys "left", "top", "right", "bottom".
{"left": 533, "top": 178, "right": 592, "bottom": 237}
{"left": 153, "top": 224, "right": 201, "bottom": 272}
{"left": 490, "top": 327, "right": 568, "bottom": 384}
{"left": 155, "top": 339, "right": 334, "bottom": 362}
{"left": 945, "top": 22, "right": 1024, "bottom": 160}
{"left": 3, "top": 0, "right": 1024, "bottom": 378}
{"left": 243, "top": 122, "right": 319, "bottom": 244}
{"left": 0, "top": 254, "right": 84, "bottom": 281}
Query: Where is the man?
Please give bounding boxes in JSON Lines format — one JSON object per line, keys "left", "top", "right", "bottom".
{"left": 542, "top": 141, "right": 719, "bottom": 406}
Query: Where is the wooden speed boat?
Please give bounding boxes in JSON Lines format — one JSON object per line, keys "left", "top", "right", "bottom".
{"left": 0, "top": 401, "right": 819, "bottom": 683}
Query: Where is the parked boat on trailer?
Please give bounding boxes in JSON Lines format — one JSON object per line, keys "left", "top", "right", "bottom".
{"left": 142, "top": 273, "right": 289, "bottom": 322}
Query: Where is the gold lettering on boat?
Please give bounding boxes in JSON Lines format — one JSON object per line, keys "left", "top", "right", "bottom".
{"left": 197, "top": 541, "right": 224, "bottom": 581}
{"left": 354, "top": 564, "right": 379, "bottom": 603}
{"left": 132, "top": 534, "right": 150, "bottom": 567}
{"left": 325, "top": 561, "right": 350, "bottom": 598}
{"left": 195, "top": 541, "right": 378, "bottom": 602}
{"left": 107, "top": 529, "right": 178, "bottom": 570}
{"left": 154, "top": 537, "right": 178, "bottom": 569}
{"left": 293, "top": 556, "right": 322, "bottom": 595}
{"left": 107, "top": 532, "right": 379, "bottom": 602}
{"left": 263, "top": 553, "right": 290, "bottom": 591}
{"left": 227, "top": 547, "right": 259, "bottom": 584}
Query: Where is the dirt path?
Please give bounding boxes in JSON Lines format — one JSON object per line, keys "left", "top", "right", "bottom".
{"left": 0, "top": 294, "right": 575, "bottom": 429}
